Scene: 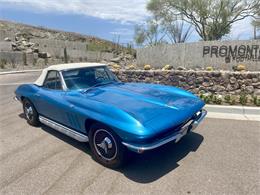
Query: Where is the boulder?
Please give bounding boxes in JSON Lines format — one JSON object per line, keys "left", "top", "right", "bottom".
{"left": 33, "top": 47, "right": 39, "bottom": 53}
{"left": 229, "top": 77, "right": 236, "bottom": 84}
{"left": 202, "top": 82, "right": 210, "bottom": 87}
{"left": 110, "top": 56, "right": 121, "bottom": 63}
{"left": 254, "top": 89, "right": 260, "bottom": 96}
{"left": 38, "top": 52, "right": 51, "bottom": 58}
{"left": 245, "top": 86, "right": 254, "bottom": 94}
{"left": 4, "top": 37, "right": 11, "bottom": 42}
{"left": 177, "top": 66, "right": 186, "bottom": 71}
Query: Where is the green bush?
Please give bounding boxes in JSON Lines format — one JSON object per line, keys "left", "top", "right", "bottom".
{"left": 229, "top": 95, "right": 236, "bottom": 105}
{"left": 0, "top": 59, "right": 7, "bottom": 69}
{"left": 212, "top": 95, "right": 222, "bottom": 105}
{"left": 253, "top": 96, "right": 260, "bottom": 106}
{"left": 239, "top": 93, "right": 247, "bottom": 105}
{"left": 200, "top": 93, "right": 211, "bottom": 104}
{"left": 224, "top": 95, "right": 231, "bottom": 103}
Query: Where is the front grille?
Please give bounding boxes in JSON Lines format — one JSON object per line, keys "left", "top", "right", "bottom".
{"left": 140, "top": 115, "right": 195, "bottom": 144}
{"left": 139, "top": 111, "right": 202, "bottom": 144}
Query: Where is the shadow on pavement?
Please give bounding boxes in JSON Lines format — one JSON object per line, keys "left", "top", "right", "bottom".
{"left": 19, "top": 113, "right": 91, "bottom": 155}
{"left": 19, "top": 113, "right": 203, "bottom": 183}
{"left": 120, "top": 132, "right": 203, "bottom": 183}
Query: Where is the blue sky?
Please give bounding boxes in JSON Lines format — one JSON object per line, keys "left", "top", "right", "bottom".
{"left": 0, "top": 0, "right": 255, "bottom": 45}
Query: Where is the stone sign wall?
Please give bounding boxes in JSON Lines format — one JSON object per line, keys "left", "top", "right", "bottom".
{"left": 137, "top": 40, "right": 260, "bottom": 71}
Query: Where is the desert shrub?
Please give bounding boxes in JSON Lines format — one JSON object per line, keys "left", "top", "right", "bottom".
{"left": 44, "top": 58, "right": 48, "bottom": 66}
{"left": 144, "top": 64, "right": 151, "bottom": 70}
{"left": 237, "top": 64, "right": 246, "bottom": 71}
{"left": 33, "top": 58, "right": 37, "bottom": 66}
{"left": 86, "top": 42, "right": 110, "bottom": 52}
{"left": 55, "top": 55, "right": 60, "bottom": 59}
{"left": 253, "top": 96, "right": 260, "bottom": 106}
{"left": 0, "top": 59, "right": 7, "bottom": 69}
{"left": 112, "top": 64, "right": 121, "bottom": 70}
{"left": 212, "top": 95, "right": 223, "bottom": 105}
{"left": 239, "top": 93, "right": 247, "bottom": 105}
{"left": 22, "top": 52, "right": 27, "bottom": 65}
{"left": 200, "top": 93, "right": 211, "bottom": 104}
{"left": 162, "top": 64, "right": 173, "bottom": 70}
{"left": 64, "top": 47, "right": 68, "bottom": 63}
{"left": 206, "top": 66, "right": 213, "bottom": 71}
{"left": 127, "top": 64, "right": 136, "bottom": 70}
{"left": 224, "top": 95, "right": 231, "bottom": 103}
{"left": 229, "top": 95, "right": 237, "bottom": 105}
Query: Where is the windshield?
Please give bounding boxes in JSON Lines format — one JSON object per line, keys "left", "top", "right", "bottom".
{"left": 62, "top": 66, "right": 118, "bottom": 90}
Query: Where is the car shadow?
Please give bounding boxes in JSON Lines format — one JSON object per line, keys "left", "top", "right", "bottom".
{"left": 19, "top": 113, "right": 91, "bottom": 155}
{"left": 19, "top": 113, "right": 203, "bottom": 183}
{"left": 119, "top": 132, "right": 203, "bottom": 183}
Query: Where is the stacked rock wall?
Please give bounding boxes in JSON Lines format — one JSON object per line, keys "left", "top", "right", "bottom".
{"left": 113, "top": 70, "right": 260, "bottom": 96}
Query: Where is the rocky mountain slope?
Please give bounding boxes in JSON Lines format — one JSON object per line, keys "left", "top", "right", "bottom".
{"left": 0, "top": 20, "right": 118, "bottom": 49}
{"left": 0, "top": 20, "right": 136, "bottom": 70}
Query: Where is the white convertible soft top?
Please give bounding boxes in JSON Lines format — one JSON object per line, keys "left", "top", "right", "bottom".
{"left": 34, "top": 62, "right": 107, "bottom": 86}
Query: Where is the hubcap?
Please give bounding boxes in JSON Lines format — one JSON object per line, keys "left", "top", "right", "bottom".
{"left": 25, "top": 104, "right": 33, "bottom": 121}
{"left": 93, "top": 129, "right": 117, "bottom": 161}
{"left": 96, "top": 137, "right": 113, "bottom": 154}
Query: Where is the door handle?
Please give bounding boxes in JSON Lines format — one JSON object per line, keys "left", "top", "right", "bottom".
{"left": 34, "top": 94, "right": 40, "bottom": 97}
{"left": 69, "top": 104, "right": 75, "bottom": 108}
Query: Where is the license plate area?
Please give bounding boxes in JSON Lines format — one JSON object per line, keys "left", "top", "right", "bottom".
{"left": 175, "top": 120, "right": 193, "bottom": 143}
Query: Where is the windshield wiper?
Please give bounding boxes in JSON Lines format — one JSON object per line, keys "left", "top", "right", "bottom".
{"left": 82, "top": 81, "right": 116, "bottom": 93}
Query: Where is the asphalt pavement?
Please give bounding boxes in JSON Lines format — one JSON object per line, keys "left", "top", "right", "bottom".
{"left": 0, "top": 72, "right": 259, "bottom": 195}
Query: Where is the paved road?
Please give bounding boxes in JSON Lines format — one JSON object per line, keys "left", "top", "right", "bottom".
{"left": 0, "top": 73, "right": 259, "bottom": 195}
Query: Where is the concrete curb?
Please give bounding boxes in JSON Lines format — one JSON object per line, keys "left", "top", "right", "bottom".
{"left": 0, "top": 69, "right": 42, "bottom": 75}
{"left": 205, "top": 105, "right": 260, "bottom": 121}
{"left": 205, "top": 105, "right": 260, "bottom": 115}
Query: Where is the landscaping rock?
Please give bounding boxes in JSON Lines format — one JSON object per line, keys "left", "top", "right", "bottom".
{"left": 38, "top": 52, "right": 51, "bottom": 58}
{"left": 245, "top": 86, "right": 254, "bottom": 94}
{"left": 4, "top": 37, "right": 11, "bottom": 41}
{"left": 110, "top": 56, "right": 121, "bottom": 63}
{"left": 254, "top": 89, "right": 260, "bottom": 96}
{"left": 229, "top": 77, "right": 236, "bottom": 84}
{"left": 112, "top": 70, "right": 259, "bottom": 96}
{"left": 177, "top": 66, "right": 186, "bottom": 70}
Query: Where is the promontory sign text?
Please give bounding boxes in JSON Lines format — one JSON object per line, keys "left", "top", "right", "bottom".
{"left": 203, "top": 45, "right": 260, "bottom": 63}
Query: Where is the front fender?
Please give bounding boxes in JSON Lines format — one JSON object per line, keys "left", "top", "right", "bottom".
{"left": 15, "top": 84, "right": 39, "bottom": 102}
{"left": 66, "top": 96, "right": 150, "bottom": 142}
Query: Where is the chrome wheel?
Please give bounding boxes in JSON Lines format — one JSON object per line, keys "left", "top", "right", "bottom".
{"left": 93, "top": 129, "right": 118, "bottom": 161}
{"left": 25, "top": 104, "right": 34, "bottom": 121}
{"left": 22, "top": 98, "right": 39, "bottom": 126}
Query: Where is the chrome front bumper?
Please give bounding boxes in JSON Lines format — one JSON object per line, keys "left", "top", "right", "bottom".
{"left": 122, "top": 109, "right": 207, "bottom": 153}
{"left": 13, "top": 96, "right": 19, "bottom": 101}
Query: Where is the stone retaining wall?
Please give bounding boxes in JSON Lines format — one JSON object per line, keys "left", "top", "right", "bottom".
{"left": 113, "top": 70, "right": 260, "bottom": 96}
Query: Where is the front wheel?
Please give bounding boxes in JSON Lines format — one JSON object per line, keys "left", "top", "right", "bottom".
{"left": 23, "top": 98, "right": 40, "bottom": 126}
{"left": 88, "top": 123, "right": 126, "bottom": 168}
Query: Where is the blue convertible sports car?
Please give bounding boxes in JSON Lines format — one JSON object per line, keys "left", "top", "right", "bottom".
{"left": 15, "top": 63, "right": 207, "bottom": 168}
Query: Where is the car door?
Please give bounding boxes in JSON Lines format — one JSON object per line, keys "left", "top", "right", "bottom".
{"left": 34, "top": 70, "right": 67, "bottom": 124}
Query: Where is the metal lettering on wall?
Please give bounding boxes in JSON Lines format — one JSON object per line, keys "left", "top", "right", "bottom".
{"left": 203, "top": 45, "right": 260, "bottom": 63}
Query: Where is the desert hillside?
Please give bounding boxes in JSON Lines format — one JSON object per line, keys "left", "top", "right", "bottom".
{"left": 0, "top": 20, "right": 135, "bottom": 70}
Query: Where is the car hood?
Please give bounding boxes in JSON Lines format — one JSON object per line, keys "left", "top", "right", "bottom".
{"left": 80, "top": 82, "right": 205, "bottom": 130}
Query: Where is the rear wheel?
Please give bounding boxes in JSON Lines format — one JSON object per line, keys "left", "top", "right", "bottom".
{"left": 23, "top": 98, "right": 39, "bottom": 126}
{"left": 88, "top": 123, "right": 126, "bottom": 168}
